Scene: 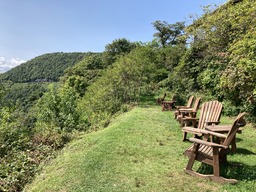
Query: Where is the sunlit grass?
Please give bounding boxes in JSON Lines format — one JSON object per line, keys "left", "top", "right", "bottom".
{"left": 25, "top": 105, "right": 256, "bottom": 192}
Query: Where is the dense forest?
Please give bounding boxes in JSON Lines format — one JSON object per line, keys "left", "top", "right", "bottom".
{"left": 0, "top": 0, "right": 255, "bottom": 191}
{"left": 0, "top": 52, "right": 88, "bottom": 82}
{"left": 0, "top": 52, "right": 90, "bottom": 111}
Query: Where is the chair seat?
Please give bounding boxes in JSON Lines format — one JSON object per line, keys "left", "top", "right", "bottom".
{"left": 184, "top": 144, "right": 213, "bottom": 160}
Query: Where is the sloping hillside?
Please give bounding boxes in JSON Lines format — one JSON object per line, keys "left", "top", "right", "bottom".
{"left": 25, "top": 106, "right": 256, "bottom": 191}
{"left": 0, "top": 52, "right": 89, "bottom": 83}
{"left": 0, "top": 52, "right": 93, "bottom": 111}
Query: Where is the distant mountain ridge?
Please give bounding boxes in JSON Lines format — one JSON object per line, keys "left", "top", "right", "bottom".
{"left": 0, "top": 52, "right": 90, "bottom": 83}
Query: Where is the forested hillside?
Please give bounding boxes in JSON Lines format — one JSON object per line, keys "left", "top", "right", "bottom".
{"left": 0, "top": 52, "right": 88, "bottom": 83}
{"left": 0, "top": 0, "right": 256, "bottom": 191}
{"left": 0, "top": 52, "right": 91, "bottom": 111}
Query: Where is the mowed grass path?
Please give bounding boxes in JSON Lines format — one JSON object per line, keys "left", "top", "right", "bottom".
{"left": 25, "top": 106, "right": 256, "bottom": 192}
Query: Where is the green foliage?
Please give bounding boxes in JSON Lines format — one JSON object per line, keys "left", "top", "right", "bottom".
{"left": 62, "top": 53, "right": 104, "bottom": 96}
{"left": 35, "top": 84, "right": 85, "bottom": 133}
{"left": 0, "top": 106, "right": 56, "bottom": 192}
{"left": 0, "top": 108, "right": 32, "bottom": 156}
{"left": 168, "top": 45, "right": 204, "bottom": 94}
{"left": 174, "top": 0, "right": 256, "bottom": 120}
{"left": 161, "top": 44, "right": 187, "bottom": 71}
{"left": 0, "top": 52, "right": 87, "bottom": 83}
{"left": 221, "top": 30, "right": 256, "bottom": 102}
{"left": 79, "top": 46, "right": 158, "bottom": 128}
{"left": 1, "top": 82, "right": 48, "bottom": 112}
{"left": 103, "top": 38, "right": 138, "bottom": 66}
{"left": 152, "top": 20, "right": 185, "bottom": 47}
{"left": 0, "top": 150, "right": 37, "bottom": 192}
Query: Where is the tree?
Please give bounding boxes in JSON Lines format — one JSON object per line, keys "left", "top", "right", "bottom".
{"left": 103, "top": 38, "right": 138, "bottom": 65}
{"left": 62, "top": 53, "right": 104, "bottom": 96}
{"left": 152, "top": 21, "right": 185, "bottom": 47}
{"left": 79, "top": 46, "right": 158, "bottom": 128}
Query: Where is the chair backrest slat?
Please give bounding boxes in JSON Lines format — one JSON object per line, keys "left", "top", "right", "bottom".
{"left": 192, "top": 97, "right": 201, "bottom": 111}
{"left": 197, "top": 100, "right": 223, "bottom": 129}
{"left": 171, "top": 94, "right": 177, "bottom": 101}
{"left": 187, "top": 96, "right": 195, "bottom": 108}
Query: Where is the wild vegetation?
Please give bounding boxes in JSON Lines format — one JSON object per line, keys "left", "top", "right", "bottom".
{"left": 0, "top": 52, "right": 89, "bottom": 112}
{"left": 0, "top": 0, "right": 255, "bottom": 191}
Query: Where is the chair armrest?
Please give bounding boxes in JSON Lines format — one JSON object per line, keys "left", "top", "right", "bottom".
{"left": 179, "top": 108, "right": 195, "bottom": 113}
{"left": 176, "top": 106, "right": 189, "bottom": 109}
{"left": 189, "top": 138, "right": 228, "bottom": 149}
{"left": 182, "top": 127, "right": 201, "bottom": 134}
{"left": 199, "top": 129, "right": 227, "bottom": 139}
{"left": 182, "top": 127, "right": 227, "bottom": 139}
{"left": 184, "top": 117, "right": 198, "bottom": 120}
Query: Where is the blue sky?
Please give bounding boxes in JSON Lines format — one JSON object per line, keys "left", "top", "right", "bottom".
{"left": 0, "top": 0, "right": 226, "bottom": 72}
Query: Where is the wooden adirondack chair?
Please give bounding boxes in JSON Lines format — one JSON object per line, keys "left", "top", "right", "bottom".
{"left": 162, "top": 94, "right": 177, "bottom": 111}
{"left": 156, "top": 93, "right": 166, "bottom": 105}
{"left": 182, "top": 100, "right": 223, "bottom": 141}
{"left": 183, "top": 112, "right": 246, "bottom": 183}
{"left": 174, "top": 96, "right": 195, "bottom": 119}
{"left": 177, "top": 97, "right": 201, "bottom": 127}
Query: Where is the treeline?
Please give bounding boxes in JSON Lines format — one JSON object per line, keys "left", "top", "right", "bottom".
{"left": 0, "top": 0, "right": 256, "bottom": 191}
{"left": 0, "top": 52, "right": 88, "bottom": 83}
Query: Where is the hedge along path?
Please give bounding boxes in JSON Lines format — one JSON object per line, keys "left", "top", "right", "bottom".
{"left": 25, "top": 106, "right": 221, "bottom": 192}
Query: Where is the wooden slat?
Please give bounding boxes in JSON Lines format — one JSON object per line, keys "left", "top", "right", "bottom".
{"left": 187, "top": 96, "right": 195, "bottom": 108}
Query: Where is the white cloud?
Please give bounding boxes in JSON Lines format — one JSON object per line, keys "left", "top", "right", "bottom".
{"left": 0, "top": 57, "right": 26, "bottom": 73}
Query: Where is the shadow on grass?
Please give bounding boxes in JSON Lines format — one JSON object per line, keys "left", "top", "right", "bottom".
{"left": 235, "top": 137, "right": 242, "bottom": 143}
{"left": 195, "top": 160, "right": 256, "bottom": 182}
{"left": 234, "top": 147, "right": 256, "bottom": 155}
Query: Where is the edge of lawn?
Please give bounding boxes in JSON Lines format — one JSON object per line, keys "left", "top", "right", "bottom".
{"left": 24, "top": 105, "right": 255, "bottom": 192}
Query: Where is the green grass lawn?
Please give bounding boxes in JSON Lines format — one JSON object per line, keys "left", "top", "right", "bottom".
{"left": 25, "top": 105, "right": 256, "bottom": 192}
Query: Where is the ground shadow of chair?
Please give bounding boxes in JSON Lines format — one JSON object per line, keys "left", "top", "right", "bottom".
{"left": 182, "top": 100, "right": 223, "bottom": 141}
{"left": 183, "top": 112, "right": 246, "bottom": 183}
{"left": 174, "top": 95, "right": 195, "bottom": 119}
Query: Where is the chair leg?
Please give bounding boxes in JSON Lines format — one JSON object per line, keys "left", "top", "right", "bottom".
{"left": 180, "top": 118, "right": 184, "bottom": 127}
{"left": 162, "top": 104, "right": 165, "bottom": 111}
{"left": 231, "top": 135, "right": 237, "bottom": 152}
{"left": 186, "top": 143, "right": 199, "bottom": 170}
{"left": 183, "top": 132, "right": 188, "bottom": 141}
{"left": 212, "top": 147, "right": 220, "bottom": 177}
{"left": 174, "top": 112, "right": 177, "bottom": 119}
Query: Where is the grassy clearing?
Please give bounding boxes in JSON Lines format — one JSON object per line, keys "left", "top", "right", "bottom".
{"left": 25, "top": 105, "right": 256, "bottom": 192}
